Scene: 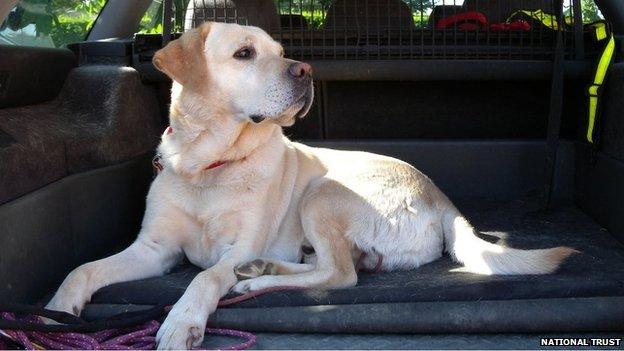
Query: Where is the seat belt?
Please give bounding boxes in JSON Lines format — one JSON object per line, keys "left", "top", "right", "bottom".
{"left": 543, "top": 20, "right": 565, "bottom": 210}
{"left": 540, "top": 14, "right": 615, "bottom": 208}
{"left": 504, "top": 12, "right": 615, "bottom": 144}
{"left": 586, "top": 21, "right": 616, "bottom": 144}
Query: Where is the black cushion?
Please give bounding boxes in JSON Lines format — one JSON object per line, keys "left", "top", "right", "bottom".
{"left": 91, "top": 198, "right": 624, "bottom": 307}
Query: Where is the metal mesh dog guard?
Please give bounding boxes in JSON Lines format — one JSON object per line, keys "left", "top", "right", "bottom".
{"left": 179, "top": 0, "right": 589, "bottom": 61}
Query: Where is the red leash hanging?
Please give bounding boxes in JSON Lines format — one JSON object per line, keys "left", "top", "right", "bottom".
{"left": 0, "top": 286, "right": 317, "bottom": 350}
{"left": 0, "top": 255, "right": 387, "bottom": 350}
{"left": 0, "top": 312, "right": 256, "bottom": 350}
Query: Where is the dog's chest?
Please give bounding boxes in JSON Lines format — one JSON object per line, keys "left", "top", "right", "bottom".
{"left": 183, "top": 208, "right": 243, "bottom": 269}
{"left": 184, "top": 231, "right": 235, "bottom": 269}
{"left": 164, "top": 182, "right": 247, "bottom": 268}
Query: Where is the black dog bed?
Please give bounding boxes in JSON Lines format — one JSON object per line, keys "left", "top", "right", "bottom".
{"left": 86, "top": 198, "right": 624, "bottom": 333}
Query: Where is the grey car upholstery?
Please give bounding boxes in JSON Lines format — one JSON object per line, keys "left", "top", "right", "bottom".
{"left": 0, "top": 66, "right": 162, "bottom": 204}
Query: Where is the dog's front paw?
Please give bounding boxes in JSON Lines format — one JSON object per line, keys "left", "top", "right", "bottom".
{"left": 45, "top": 271, "right": 92, "bottom": 318}
{"left": 232, "top": 275, "right": 275, "bottom": 294}
{"left": 156, "top": 302, "right": 206, "bottom": 350}
{"left": 45, "top": 293, "right": 85, "bottom": 318}
{"left": 234, "top": 259, "right": 276, "bottom": 281}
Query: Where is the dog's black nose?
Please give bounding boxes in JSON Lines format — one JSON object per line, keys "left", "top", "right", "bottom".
{"left": 250, "top": 115, "right": 266, "bottom": 123}
{"left": 288, "top": 62, "right": 312, "bottom": 78}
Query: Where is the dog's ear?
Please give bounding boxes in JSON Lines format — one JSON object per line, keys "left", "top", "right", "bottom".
{"left": 153, "top": 23, "right": 211, "bottom": 85}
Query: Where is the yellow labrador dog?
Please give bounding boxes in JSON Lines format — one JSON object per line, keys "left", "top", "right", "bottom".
{"left": 46, "top": 22, "right": 577, "bottom": 349}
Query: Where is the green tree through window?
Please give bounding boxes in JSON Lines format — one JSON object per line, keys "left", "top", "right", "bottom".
{"left": 135, "top": 0, "right": 602, "bottom": 34}
{"left": 0, "top": 0, "right": 107, "bottom": 48}
{"left": 137, "top": 0, "right": 437, "bottom": 33}
{"left": 580, "top": 0, "right": 603, "bottom": 22}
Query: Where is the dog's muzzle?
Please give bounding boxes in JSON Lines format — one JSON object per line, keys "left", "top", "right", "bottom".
{"left": 294, "top": 84, "right": 314, "bottom": 119}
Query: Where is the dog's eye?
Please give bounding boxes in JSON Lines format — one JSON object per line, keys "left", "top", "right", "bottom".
{"left": 233, "top": 47, "right": 254, "bottom": 60}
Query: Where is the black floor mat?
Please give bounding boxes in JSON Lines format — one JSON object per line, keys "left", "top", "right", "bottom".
{"left": 91, "top": 198, "right": 624, "bottom": 308}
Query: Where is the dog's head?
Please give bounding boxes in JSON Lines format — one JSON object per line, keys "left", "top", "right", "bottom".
{"left": 153, "top": 22, "right": 313, "bottom": 126}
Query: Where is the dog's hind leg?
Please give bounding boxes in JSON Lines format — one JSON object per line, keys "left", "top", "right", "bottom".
{"left": 234, "top": 258, "right": 315, "bottom": 280}
{"left": 233, "top": 179, "right": 358, "bottom": 293}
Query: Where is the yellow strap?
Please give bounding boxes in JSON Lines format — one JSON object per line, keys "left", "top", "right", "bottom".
{"left": 594, "top": 22, "right": 608, "bottom": 41}
{"left": 586, "top": 28, "right": 615, "bottom": 143}
{"left": 509, "top": 9, "right": 574, "bottom": 30}
{"left": 513, "top": 9, "right": 560, "bottom": 30}
{"left": 505, "top": 12, "right": 613, "bottom": 143}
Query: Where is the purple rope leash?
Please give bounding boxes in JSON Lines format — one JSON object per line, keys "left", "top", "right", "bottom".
{"left": 0, "top": 312, "right": 256, "bottom": 350}
{"left": 204, "top": 328, "right": 256, "bottom": 351}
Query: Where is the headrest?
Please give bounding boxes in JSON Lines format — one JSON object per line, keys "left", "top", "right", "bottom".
{"left": 324, "top": 0, "right": 415, "bottom": 31}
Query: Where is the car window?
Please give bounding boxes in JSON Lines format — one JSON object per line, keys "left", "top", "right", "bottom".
{"left": 0, "top": 0, "right": 107, "bottom": 48}
{"left": 579, "top": 0, "right": 604, "bottom": 22}
{"left": 137, "top": 0, "right": 605, "bottom": 35}
{"left": 136, "top": 0, "right": 445, "bottom": 32}
{"left": 138, "top": 0, "right": 189, "bottom": 34}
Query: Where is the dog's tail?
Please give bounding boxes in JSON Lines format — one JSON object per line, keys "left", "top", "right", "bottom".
{"left": 441, "top": 208, "right": 578, "bottom": 275}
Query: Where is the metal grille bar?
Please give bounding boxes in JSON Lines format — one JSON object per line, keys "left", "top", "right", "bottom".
{"left": 178, "top": 0, "right": 593, "bottom": 61}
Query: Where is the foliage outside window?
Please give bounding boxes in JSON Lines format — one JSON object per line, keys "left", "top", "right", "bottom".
{"left": 579, "top": 0, "right": 603, "bottom": 23}
{"left": 138, "top": 0, "right": 190, "bottom": 34}
{"left": 0, "top": 0, "right": 107, "bottom": 48}
{"left": 136, "top": 0, "right": 437, "bottom": 33}
{"left": 275, "top": 0, "right": 436, "bottom": 29}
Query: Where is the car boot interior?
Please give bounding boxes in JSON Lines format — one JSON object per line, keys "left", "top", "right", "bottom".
{"left": 1, "top": 0, "right": 624, "bottom": 348}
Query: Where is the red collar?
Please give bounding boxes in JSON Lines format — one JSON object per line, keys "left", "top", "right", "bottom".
{"left": 154, "top": 126, "right": 227, "bottom": 173}
{"left": 205, "top": 160, "right": 227, "bottom": 170}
